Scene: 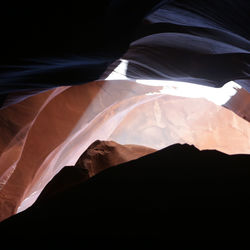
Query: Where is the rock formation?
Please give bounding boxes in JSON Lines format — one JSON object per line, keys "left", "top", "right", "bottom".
{"left": 36, "top": 140, "right": 156, "bottom": 204}
{"left": 0, "top": 143, "right": 249, "bottom": 246}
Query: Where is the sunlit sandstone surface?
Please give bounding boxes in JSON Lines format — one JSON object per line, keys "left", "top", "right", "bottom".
{"left": 0, "top": 79, "right": 249, "bottom": 221}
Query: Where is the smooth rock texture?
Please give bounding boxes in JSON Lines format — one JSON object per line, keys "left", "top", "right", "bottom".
{"left": 0, "top": 0, "right": 250, "bottom": 234}
{"left": 0, "top": 80, "right": 249, "bottom": 222}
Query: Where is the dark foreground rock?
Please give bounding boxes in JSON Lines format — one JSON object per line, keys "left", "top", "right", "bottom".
{"left": 0, "top": 143, "right": 249, "bottom": 247}
{"left": 36, "top": 140, "right": 156, "bottom": 204}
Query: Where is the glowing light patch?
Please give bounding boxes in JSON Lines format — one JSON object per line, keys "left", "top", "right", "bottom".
{"left": 105, "top": 59, "right": 242, "bottom": 106}
{"left": 105, "top": 59, "right": 129, "bottom": 80}
{"left": 137, "top": 79, "right": 242, "bottom": 106}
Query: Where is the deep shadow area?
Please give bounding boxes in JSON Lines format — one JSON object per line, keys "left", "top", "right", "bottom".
{"left": 0, "top": 143, "right": 249, "bottom": 246}
{"left": 0, "top": 1, "right": 162, "bottom": 101}
{"left": 1, "top": 0, "right": 250, "bottom": 97}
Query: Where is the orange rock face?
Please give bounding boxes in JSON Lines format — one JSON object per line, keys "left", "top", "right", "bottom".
{"left": 0, "top": 79, "right": 249, "bottom": 222}
{"left": 76, "top": 140, "right": 156, "bottom": 177}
